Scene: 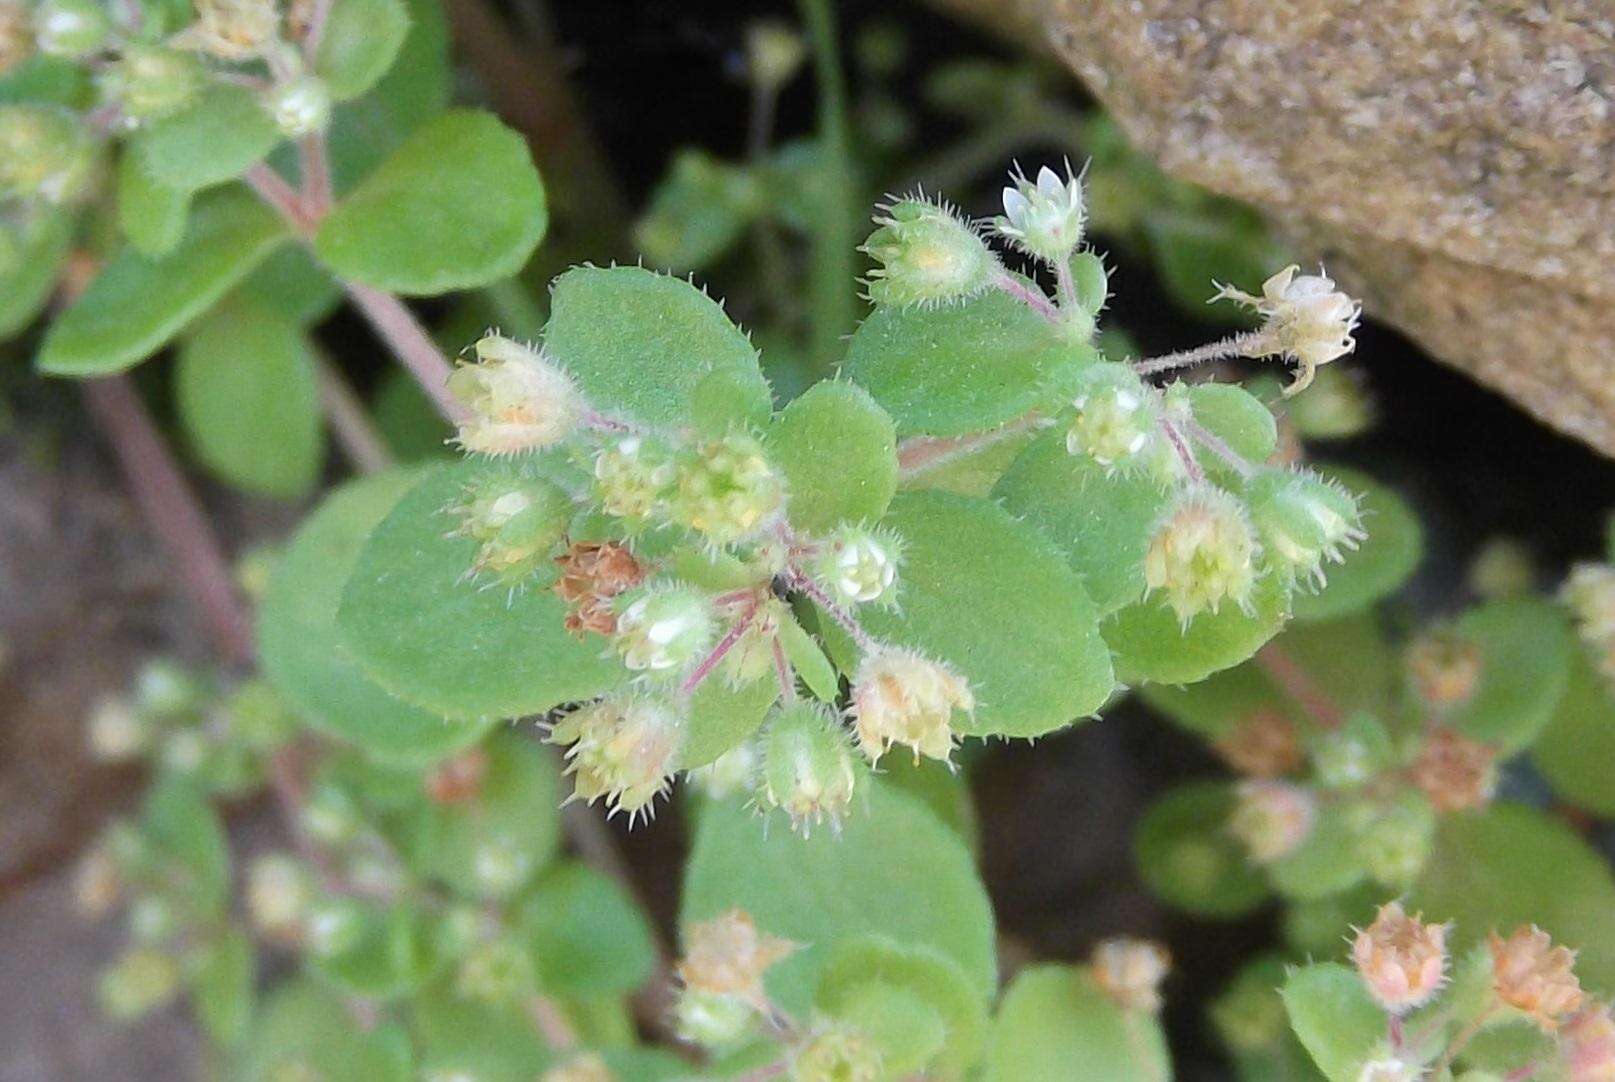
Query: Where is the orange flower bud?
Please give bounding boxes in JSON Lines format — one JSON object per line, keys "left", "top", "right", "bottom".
{"left": 1350, "top": 902, "right": 1448, "bottom": 1014}
{"left": 1490, "top": 925, "right": 1585, "bottom": 1031}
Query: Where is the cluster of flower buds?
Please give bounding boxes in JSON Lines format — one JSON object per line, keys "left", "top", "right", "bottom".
{"left": 672, "top": 432, "right": 787, "bottom": 547}
{"left": 673, "top": 908, "right": 798, "bottom": 1048}
{"left": 447, "top": 470, "right": 573, "bottom": 589}
{"left": 1065, "top": 364, "right": 1171, "bottom": 476}
{"left": 755, "top": 702, "right": 861, "bottom": 834}
{"left": 1243, "top": 468, "right": 1365, "bottom": 590}
{"left": 1143, "top": 487, "right": 1261, "bottom": 627}
{"left": 1405, "top": 628, "right": 1484, "bottom": 710}
{"left": 1563, "top": 562, "right": 1615, "bottom": 686}
{"left": 1214, "top": 265, "right": 1362, "bottom": 396}
{"left": 1351, "top": 902, "right": 1449, "bottom": 1014}
{"left": 548, "top": 695, "right": 686, "bottom": 821}
{"left": 849, "top": 646, "right": 974, "bottom": 764}
{"left": 814, "top": 526, "right": 902, "bottom": 607}
{"left": 861, "top": 196, "right": 998, "bottom": 309}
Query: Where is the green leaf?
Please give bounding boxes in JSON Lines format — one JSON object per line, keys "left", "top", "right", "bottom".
{"left": 117, "top": 151, "right": 189, "bottom": 256}
{"left": 142, "top": 779, "right": 231, "bottom": 916}
{"left": 856, "top": 490, "right": 1115, "bottom": 739}
{"left": 843, "top": 287, "right": 1095, "bottom": 437}
{"left": 1185, "top": 381, "right": 1277, "bottom": 476}
{"left": 413, "top": 991, "right": 556, "bottom": 1081}
{"left": 1534, "top": 642, "right": 1615, "bottom": 816}
{"left": 337, "top": 459, "right": 630, "bottom": 720}
{"left": 372, "top": 367, "right": 454, "bottom": 461}
{"left": 237, "top": 981, "right": 413, "bottom": 1082}
{"left": 0, "top": 209, "right": 72, "bottom": 337}
{"left": 311, "top": 904, "right": 450, "bottom": 1000}
{"left": 314, "top": 110, "right": 545, "bottom": 295}
{"left": 131, "top": 84, "right": 280, "bottom": 194}
{"left": 816, "top": 936, "right": 988, "bottom": 1078}
{"left": 1441, "top": 598, "right": 1572, "bottom": 753}
{"left": 877, "top": 755, "right": 979, "bottom": 852}
{"left": 993, "top": 429, "right": 1170, "bottom": 615}
{"left": 1290, "top": 466, "right": 1422, "bottom": 622}
{"left": 689, "top": 363, "right": 773, "bottom": 436}
{"left": 259, "top": 471, "right": 498, "bottom": 764}
{"left": 37, "top": 187, "right": 287, "bottom": 376}
{"left": 1280, "top": 963, "right": 1389, "bottom": 1082}
{"left": 780, "top": 612, "right": 840, "bottom": 702}
{"left": 543, "top": 265, "right": 770, "bottom": 428}
{"left": 315, "top": 0, "right": 411, "bottom": 100}
{"left": 175, "top": 299, "right": 323, "bottom": 498}
{"left": 1134, "top": 782, "right": 1268, "bottom": 918}
{"left": 394, "top": 731, "right": 559, "bottom": 900}
{"left": 983, "top": 965, "right": 1171, "bottom": 1082}
{"left": 234, "top": 244, "right": 341, "bottom": 325}
{"left": 1266, "top": 804, "right": 1366, "bottom": 901}
{"left": 767, "top": 381, "right": 897, "bottom": 533}
{"left": 518, "top": 861, "right": 656, "bottom": 997}
{"left": 684, "top": 677, "right": 779, "bottom": 769}
{"left": 189, "top": 930, "right": 254, "bottom": 1047}
{"left": 1104, "top": 572, "right": 1290, "bottom": 686}
{"left": 1411, "top": 803, "right": 1615, "bottom": 994}
{"left": 681, "top": 781, "right": 996, "bottom": 1017}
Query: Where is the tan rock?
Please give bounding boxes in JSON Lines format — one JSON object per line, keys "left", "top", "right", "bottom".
{"left": 931, "top": 0, "right": 1615, "bottom": 455}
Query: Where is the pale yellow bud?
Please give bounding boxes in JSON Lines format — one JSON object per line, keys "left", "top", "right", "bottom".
{"left": 849, "top": 647, "right": 973, "bottom": 764}
{"left": 677, "top": 908, "right": 798, "bottom": 1009}
{"left": 1350, "top": 902, "right": 1448, "bottom": 1014}
{"left": 1490, "top": 924, "right": 1585, "bottom": 1031}
{"left": 1091, "top": 936, "right": 1171, "bottom": 1012}
{"left": 449, "top": 334, "right": 583, "bottom": 455}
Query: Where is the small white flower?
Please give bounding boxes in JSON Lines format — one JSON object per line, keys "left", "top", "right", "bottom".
{"left": 995, "top": 163, "right": 1086, "bottom": 263}
{"left": 265, "top": 76, "right": 331, "bottom": 138}
{"left": 448, "top": 333, "right": 583, "bottom": 455}
{"left": 1215, "top": 265, "right": 1361, "bottom": 395}
{"left": 816, "top": 527, "right": 901, "bottom": 606}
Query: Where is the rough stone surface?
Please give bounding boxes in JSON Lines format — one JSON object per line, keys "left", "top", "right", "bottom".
{"left": 934, "top": 0, "right": 1615, "bottom": 456}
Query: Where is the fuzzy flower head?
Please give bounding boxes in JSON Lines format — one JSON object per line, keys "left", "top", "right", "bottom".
{"left": 1066, "top": 363, "right": 1162, "bottom": 471}
{"left": 1350, "top": 902, "right": 1448, "bottom": 1014}
{"left": 0, "top": 104, "right": 96, "bottom": 205}
{"left": 1245, "top": 469, "right": 1365, "bottom": 590}
{"left": 1405, "top": 629, "right": 1483, "bottom": 710}
{"left": 758, "top": 702, "right": 860, "bottom": 835}
{"left": 611, "top": 584, "right": 717, "bottom": 674}
{"left": 1563, "top": 1001, "right": 1615, "bottom": 1082}
{"left": 672, "top": 432, "right": 785, "bottom": 547}
{"left": 1217, "top": 265, "right": 1361, "bottom": 396}
{"left": 815, "top": 526, "right": 901, "bottom": 607}
{"left": 1144, "top": 487, "right": 1261, "bottom": 627}
{"left": 995, "top": 162, "right": 1086, "bottom": 263}
{"left": 448, "top": 333, "right": 583, "bottom": 455}
{"left": 1490, "top": 925, "right": 1586, "bottom": 1030}
{"left": 549, "top": 695, "right": 684, "bottom": 820}
{"left": 1408, "top": 727, "right": 1497, "bottom": 813}
{"left": 34, "top": 0, "right": 109, "bottom": 59}
{"left": 861, "top": 196, "right": 997, "bottom": 308}
{"left": 792, "top": 1026, "right": 885, "bottom": 1082}
{"left": 849, "top": 646, "right": 973, "bottom": 764}
{"left": 264, "top": 75, "right": 331, "bottom": 138}
{"left": 1228, "top": 780, "right": 1315, "bottom": 864}
{"left": 1214, "top": 708, "right": 1302, "bottom": 778}
{"left": 446, "top": 474, "right": 571, "bottom": 587}
{"left": 172, "top": 0, "right": 279, "bottom": 59}
{"left": 1092, "top": 937, "right": 1171, "bottom": 1013}
{"left": 553, "top": 540, "right": 646, "bottom": 638}
{"left": 677, "top": 908, "right": 798, "bottom": 1009}
{"left": 592, "top": 434, "right": 676, "bottom": 524}
{"left": 103, "top": 45, "right": 205, "bottom": 125}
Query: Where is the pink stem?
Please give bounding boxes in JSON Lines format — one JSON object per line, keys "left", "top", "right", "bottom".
{"left": 771, "top": 635, "right": 797, "bottom": 702}
{"left": 1255, "top": 643, "right": 1345, "bottom": 731}
{"left": 681, "top": 605, "right": 759, "bottom": 694}
{"left": 1183, "top": 416, "right": 1257, "bottom": 477}
{"left": 244, "top": 163, "right": 312, "bottom": 234}
{"left": 1158, "top": 417, "right": 1205, "bottom": 483}
{"left": 314, "top": 355, "right": 395, "bottom": 474}
{"left": 788, "top": 571, "right": 875, "bottom": 651}
{"left": 342, "top": 283, "right": 467, "bottom": 423}
{"left": 1132, "top": 331, "right": 1263, "bottom": 377}
{"left": 992, "top": 270, "right": 1062, "bottom": 324}
{"left": 299, "top": 132, "right": 334, "bottom": 218}
{"left": 897, "top": 413, "right": 1043, "bottom": 478}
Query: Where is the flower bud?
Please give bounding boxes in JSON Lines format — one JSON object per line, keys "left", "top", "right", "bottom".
{"left": 103, "top": 45, "right": 205, "bottom": 125}
{"left": 455, "top": 934, "right": 534, "bottom": 1004}
{"left": 1245, "top": 469, "right": 1365, "bottom": 590}
{"left": 849, "top": 646, "right": 973, "bottom": 764}
{"left": 174, "top": 0, "right": 280, "bottom": 59}
{"left": 686, "top": 740, "right": 760, "bottom": 800}
{"left": 746, "top": 20, "right": 805, "bottom": 91}
{"left": 678, "top": 908, "right": 798, "bottom": 1008}
{"left": 815, "top": 527, "right": 901, "bottom": 606}
{"left": 0, "top": 104, "right": 96, "bottom": 205}
{"left": 792, "top": 1026, "right": 884, "bottom": 1082}
{"left": 995, "top": 163, "right": 1086, "bottom": 263}
{"left": 1409, "top": 727, "right": 1496, "bottom": 813}
{"left": 1091, "top": 936, "right": 1171, "bottom": 1012}
{"left": 1143, "top": 487, "right": 1260, "bottom": 627}
{"left": 612, "top": 584, "right": 717, "bottom": 673}
{"left": 248, "top": 854, "right": 310, "bottom": 933}
{"left": 861, "top": 197, "right": 997, "bottom": 309}
{"left": 98, "top": 948, "right": 181, "bottom": 1020}
{"left": 264, "top": 75, "right": 331, "bottom": 138}
{"left": 34, "top": 0, "right": 109, "bottom": 58}
{"left": 1309, "top": 713, "right": 1392, "bottom": 790}
{"left": 303, "top": 897, "right": 366, "bottom": 958}
{"left": 550, "top": 695, "right": 684, "bottom": 820}
{"left": 673, "top": 987, "right": 757, "bottom": 1048}
{"left": 672, "top": 432, "right": 786, "bottom": 546}
{"left": 1065, "top": 364, "right": 1162, "bottom": 471}
{"left": 1563, "top": 1001, "right": 1615, "bottom": 1082}
{"left": 448, "top": 334, "right": 583, "bottom": 455}
{"left": 1227, "top": 780, "right": 1314, "bottom": 864}
{"left": 446, "top": 473, "right": 572, "bottom": 587}
{"left": 553, "top": 539, "right": 646, "bottom": 637}
{"left": 1405, "top": 629, "right": 1483, "bottom": 709}
{"left": 87, "top": 694, "right": 148, "bottom": 761}
{"left": 1490, "top": 925, "right": 1585, "bottom": 1030}
{"left": 1213, "top": 707, "right": 1302, "bottom": 778}
{"left": 592, "top": 434, "right": 677, "bottom": 524}
{"left": 1351, "top": 902, "right": 1448, "bottom": 1013}
{"left": 1352, "top": 793, "right": 1436, "bottom": 887}
{"left": 758, "top": 702, "right": 860, "bottom": 835}
{"left": 1216, "top": 265, "right": 1361, "bottom": 396}
{"left": 471, "top": 834, "right": 534, "bottom": 899}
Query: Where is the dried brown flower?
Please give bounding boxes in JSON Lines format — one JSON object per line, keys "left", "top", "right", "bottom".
{"left": 553, "top": 540, "right": 645, "bottom": 637}
{"left": 1490, "top": 924, "right": 1585, "bottom": 1030}
{"left": 1406, "top": 630, "right": 1483, "bottom": 709}
{"left": 1409, "top": 727, "right": 1497, "bottom": 812}
{"left": 1214, "top": 708, "right": 1303, "bottom": 778}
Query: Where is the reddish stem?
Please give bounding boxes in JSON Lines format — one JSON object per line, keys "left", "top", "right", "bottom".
{"left": 1159, "top": 417, "right": 1205, "bottom": 483}
{"left": 1254, "top": 643, "right": 1345, "bottom": 731}
{"left": 681, "top": 604, "right": 759, "bottom": 694}
{"left": 342, "top": 283, "right": 467, "bottom": 423}
{"left": 992, "top": 270, "right": 1062, "bottom": 324}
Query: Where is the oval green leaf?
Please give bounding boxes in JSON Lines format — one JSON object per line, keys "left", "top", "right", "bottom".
{"left": 767, "top": 380, "right": 897, "bottom": 533}
{"left": 984, "top": 965, "right": 1171, "bottom": 1082}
